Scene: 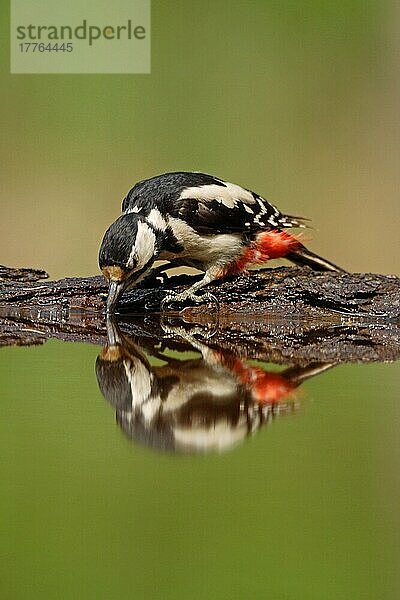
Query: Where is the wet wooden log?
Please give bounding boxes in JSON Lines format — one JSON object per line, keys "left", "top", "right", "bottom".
{"left": 0, "top": 264, "right": 399, "bottom": 364}
{"left": 0, "top": 264, "right": 399, "bottom": 320}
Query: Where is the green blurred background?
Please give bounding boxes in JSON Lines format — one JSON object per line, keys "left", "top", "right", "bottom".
{"left": 1, "top": 1, "right": 399, "bottom": 278}
{"left": 1, "top": 341, "right": 399, "bottom": 600}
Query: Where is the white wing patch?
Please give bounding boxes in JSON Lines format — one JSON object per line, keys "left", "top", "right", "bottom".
{"left": 127, "top": 221, "right": 156, "bottom": 270}
{"left": 179, "top": 182, "right": 256, "bottom": 208}
{"left": 147, "top": 208, "right": 167, "bottom": 230}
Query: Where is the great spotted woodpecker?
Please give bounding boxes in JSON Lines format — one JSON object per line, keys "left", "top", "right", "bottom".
{"left": 95, "top": 320, "right": 334, "bottom": 454}
{"left": 99, "top": 172, "right": 344, "bottom": 312}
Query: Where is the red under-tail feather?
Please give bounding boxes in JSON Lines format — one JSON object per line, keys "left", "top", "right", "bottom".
{"left": 221, "top": 230, "right": 344, "bottom": 276}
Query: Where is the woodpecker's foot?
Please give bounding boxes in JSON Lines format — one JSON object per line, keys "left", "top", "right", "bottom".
{"left": 160, "top": 290, "right": 220, "bottom": 312}
{"left": 160, "top": 318, "right": 219, "bottom": 341}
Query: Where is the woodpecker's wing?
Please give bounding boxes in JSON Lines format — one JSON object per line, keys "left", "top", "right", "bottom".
{"left": 122, "top": 172, "right": 309, "bottom": 234}
{"left": 122, "top": 172, "right": 229, "bottom": 215}
{"left": 171, "top": 181, "right": 309, "bottom": 234}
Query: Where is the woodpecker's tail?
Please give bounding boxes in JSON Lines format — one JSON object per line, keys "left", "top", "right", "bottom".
{"left": 287, "top": 244, "right": 345, "bottom": 273}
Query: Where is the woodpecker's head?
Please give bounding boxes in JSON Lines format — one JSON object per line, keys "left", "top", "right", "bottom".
{"left": 99, "top": 213, "right": 159, "bottom": 312}
{"left": 95, "top": 319, "right": 155, "bottom": 411}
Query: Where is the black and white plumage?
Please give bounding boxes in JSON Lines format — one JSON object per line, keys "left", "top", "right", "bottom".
{"left": 96, "top": 321, "right": 334, "bottom": 454}
{"left": 122, "top": 171, "right": 304, "bottom": 232}
{"left": 99, "top": 172, "right": 343, "bottom": 312}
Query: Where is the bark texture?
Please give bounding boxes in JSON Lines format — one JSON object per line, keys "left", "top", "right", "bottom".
{"left": 0, "top": 265, "right": 399, "bottom": 364}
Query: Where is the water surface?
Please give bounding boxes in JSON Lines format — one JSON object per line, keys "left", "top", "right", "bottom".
{"left": 1, "top": 324, "right": 399, "bottom": 599}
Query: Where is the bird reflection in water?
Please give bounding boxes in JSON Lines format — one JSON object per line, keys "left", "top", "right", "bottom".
{"left": 96, "top": 320, "right": 334, "bottom": 454}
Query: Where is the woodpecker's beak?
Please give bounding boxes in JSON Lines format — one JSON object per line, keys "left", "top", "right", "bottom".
{"left": 105, "top": 317, "right": 122, "bottom": 346}
{"left": 106, "top": 280, "right": 125, "bottom": 313}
